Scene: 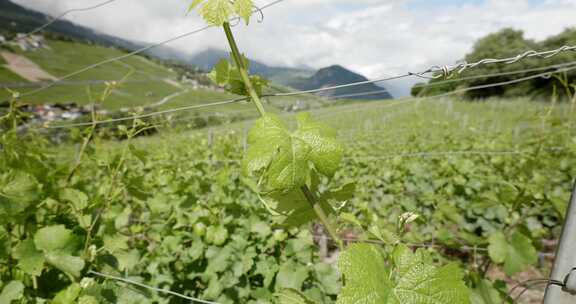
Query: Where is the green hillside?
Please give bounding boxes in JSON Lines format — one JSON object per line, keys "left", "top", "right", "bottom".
{"left": 0, "top": 38, "right": 326, "bottom": 120}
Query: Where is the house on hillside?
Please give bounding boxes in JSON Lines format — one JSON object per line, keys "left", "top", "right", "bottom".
{"left": 0, "top": 35, "right": 6, "bottom": 44}
{"left": 10, "top": 34, "right": 47, "bottom": 51}
{"left": 22, "top": 103, "right": 94, "bottom": 124}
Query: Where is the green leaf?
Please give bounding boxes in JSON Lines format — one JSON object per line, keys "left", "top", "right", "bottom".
{"left": 45, "top": 252, "right": 85, "bottom": 278}
{"left": 244, "top": 114, "right": 291, "bottom": 175}
{"left": 275, "top": 289, "right": 316, "bottom": 304}
{"left": 0, "top": 281, "right": 24, "bottom": 304}
{"left": 244, "top": 113, "right": 343, "bottom": 194}
{"left": 244, "top": 114, "right": 311, "bottom": 192}
{"left": 470, "top": 278, "right": 503, "bottom": 304}
{"left": 337, "top": 243, "right": 391, "bottom": 303}
{"left": 52, "top": 283, "right": 81, "bottom": 304}
{"left": 0, "top": 170, "right": 40, "bottom": 215}
{"left": 235, "top": 0, "right": 253, "bottom": 25}
{"left": 320, "top": 183, "right": 356, "bottom": 202}
{"left": 60, "top": 188, "right": 89, "bottom": 211}
{"left": 488, "top": 231, "right": 537, "bottom": 276}
{"left": 200, "top": 0, "right": 234, "bottom": 26}
{"left": 34, "top": 225, "right": 85, "bottom": 277}
{"left": 34, "top": 225, "right": 75, "bottom": 252}
{"left": 294, "top": 112, "right": 343, "bottom": 177}
{"left": 275, "top": 262, "right": 309, "bottom": 290}
{"left": 337, "top": 244, "right": 470, "bottom": 304}
{"left": 13, "top": 239, "right": 45, "bottom": 276}
{"left": 189, "top": 0, "right": 253, "bottom": 26}
{"left": 487, "top": 233, "right": 507, "bottom": 264}
{"left": 114, "top": 249, "right": 140, "bottom": 272}
{"left": 78, "top": 295, "right": 99, "bottom": 304}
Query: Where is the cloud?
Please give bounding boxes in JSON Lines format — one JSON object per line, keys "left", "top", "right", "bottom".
{"left": 10, "top": 0, "right": 576, "bottom": 96}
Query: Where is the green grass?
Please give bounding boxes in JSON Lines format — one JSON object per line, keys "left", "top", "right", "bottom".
{"left": 0, "top": 40, "right": 237, "bottom": 109}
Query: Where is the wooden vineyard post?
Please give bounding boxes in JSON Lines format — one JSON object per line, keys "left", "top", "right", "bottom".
{"left": 544, "top": 180, "right": 576, "bottom": 303}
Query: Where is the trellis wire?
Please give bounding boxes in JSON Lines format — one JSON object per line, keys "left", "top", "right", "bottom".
{"left": 413, "top": 60, "right": 576, "bottom": 89}
{"left": 84, "top": 62, "right": 569, "bottom": 133}
{"left": 0, "top": 0, "right": 118, "bottom": 47}
{"left": 265, "top": 45, "right": 576, "bottom": 98}
{"left": 312, "top": 64, "right": 576, "bottom": 122}
{"left": 88, "top": 270, "right": 220, "bottom": 304}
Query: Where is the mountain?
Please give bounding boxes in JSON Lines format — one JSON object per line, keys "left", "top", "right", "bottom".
{"left": 289, "top": 65, "right": 393, "bottom": 100}
{"left": 189, "top": 48, "right": 315, "bottom": 84}
{"left": 190, "top": 50, "right": 393, "bottom": 100}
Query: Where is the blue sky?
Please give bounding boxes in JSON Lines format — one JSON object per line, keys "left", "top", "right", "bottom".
{"left": 13, "top": 0, "right": 576, "bottom": 96}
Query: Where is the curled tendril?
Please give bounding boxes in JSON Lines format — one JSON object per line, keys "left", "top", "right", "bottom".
{"left": 252, "top": 4, "right": 264, "bottom": 23}
{"left": 229, "top": 16, "right": 241, "bottom": 27}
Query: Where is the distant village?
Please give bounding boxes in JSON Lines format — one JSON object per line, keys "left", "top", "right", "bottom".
{"left": 0, "top": 33, "right": 49, "bottom": 51}
{"left": 19, "top": 103, "right": 108, "bottom": 126}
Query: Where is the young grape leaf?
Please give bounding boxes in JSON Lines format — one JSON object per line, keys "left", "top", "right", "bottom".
{"left": 487, "top": 231, "right": 537, "bottom": 276}
{"left": 244, "top": 113, "right": 343, "bottom": 193}
{"left": 337, "top": 244, "right": 470, "bottom": 304}
{"left": 294, "top": 113, "right": 343, "bottom": 177}
{"left": 189, "top": 0, "right": 254, "bottom": 26}
{"left": 34, "top": 225, "right": 85, "bottom": 277}
{"left": 337, "top": 243, "right": 392, "bottom": 303}
{"left": 0, "top": 281, "right": 24, "bottom": 303}
{"left": 275, "top": 262, "right": 309, "bottom": 290}
{"left": 13, "top": 239, "right": 45, "bottom": 277}
{"left": 270, "top": 188, "right": 333, "bottom": 228}
{"left": 274, "top": 289, "right": 316, "bottom": 304}
{"left": 52, "top": 283, "right": 81, "bottom": 304}
{"left": 470, "top": 277, "right": 503, "bottom": 304}
{"left": 244, "top": 114, "right": 311, "bottom": 192}
{"left": 208, "top": 57, "right": 268, "bottom": 97}
{"left": 0, "top": 170, "right": 40, "bottom": 216}
{"left": 60, "top": 188, "right": 89, "bottom": 211}
{"left": 34, "top": 225, "right": 75, "bottom": 253}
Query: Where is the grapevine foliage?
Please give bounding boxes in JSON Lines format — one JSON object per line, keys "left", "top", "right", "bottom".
{"left": 188, "top": 0, "right": 254, "bottom": 26}
{"left": 337, "top": 244, "right": 470, "bottom": 304}
{"left": 487, "top": 231, "right": 538, "bottom": 276}
{"left": 209, "top": 56, "right": 269, "bottom": 97}
{"left": 243, "top": 112, "right": 346, "bottom": 226}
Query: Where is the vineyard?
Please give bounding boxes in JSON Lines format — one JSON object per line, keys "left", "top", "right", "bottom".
{"left": 1, "top": 0, "right": 576, "bottom": 304}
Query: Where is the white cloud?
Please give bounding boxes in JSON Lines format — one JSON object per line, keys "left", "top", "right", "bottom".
{"left": 10, "top": 0, "right": 576, "bottom": 96}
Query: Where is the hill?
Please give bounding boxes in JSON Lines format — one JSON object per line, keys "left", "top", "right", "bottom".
{"left": 190, "top": 49, "right": 393, "bottom": 100}
{"left": 289, "top": 65, "right": 393, "bottom": 100}
{"left": 189, "top": 48, "right": 315, "bottom": 85}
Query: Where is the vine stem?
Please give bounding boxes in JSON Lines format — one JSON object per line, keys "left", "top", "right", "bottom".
{"left": 221, "top": 22, "right": 343, "bottom": 250}
{"left": 301, "top": 185, "right": 344, "bottom": 250}
{"left": 222, "top": 22, "right": 266, "bottom": 116}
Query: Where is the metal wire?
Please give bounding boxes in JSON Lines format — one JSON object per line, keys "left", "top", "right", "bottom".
{"left": 264, "top": 45, "right": 576, "bottom": 99}
{"left": 328, "top": 89, "right": 392, "bottom": 100}
{"left": 414, "top": 60, "right": 576, "bottom": 89}
{"left": 25, "top": 46, "right": 576, "bottom": 130}
{"left": 0, "top": 0, "right": 118, "bottom": 47}
{"left": 88, "top": 270, "right": 220, "bottom": 304}
{"left": 311, "top": 65, "right": 576, "bottom": 122}
{"left": 440, "top": 45, "right": 576, "bottom": 78}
